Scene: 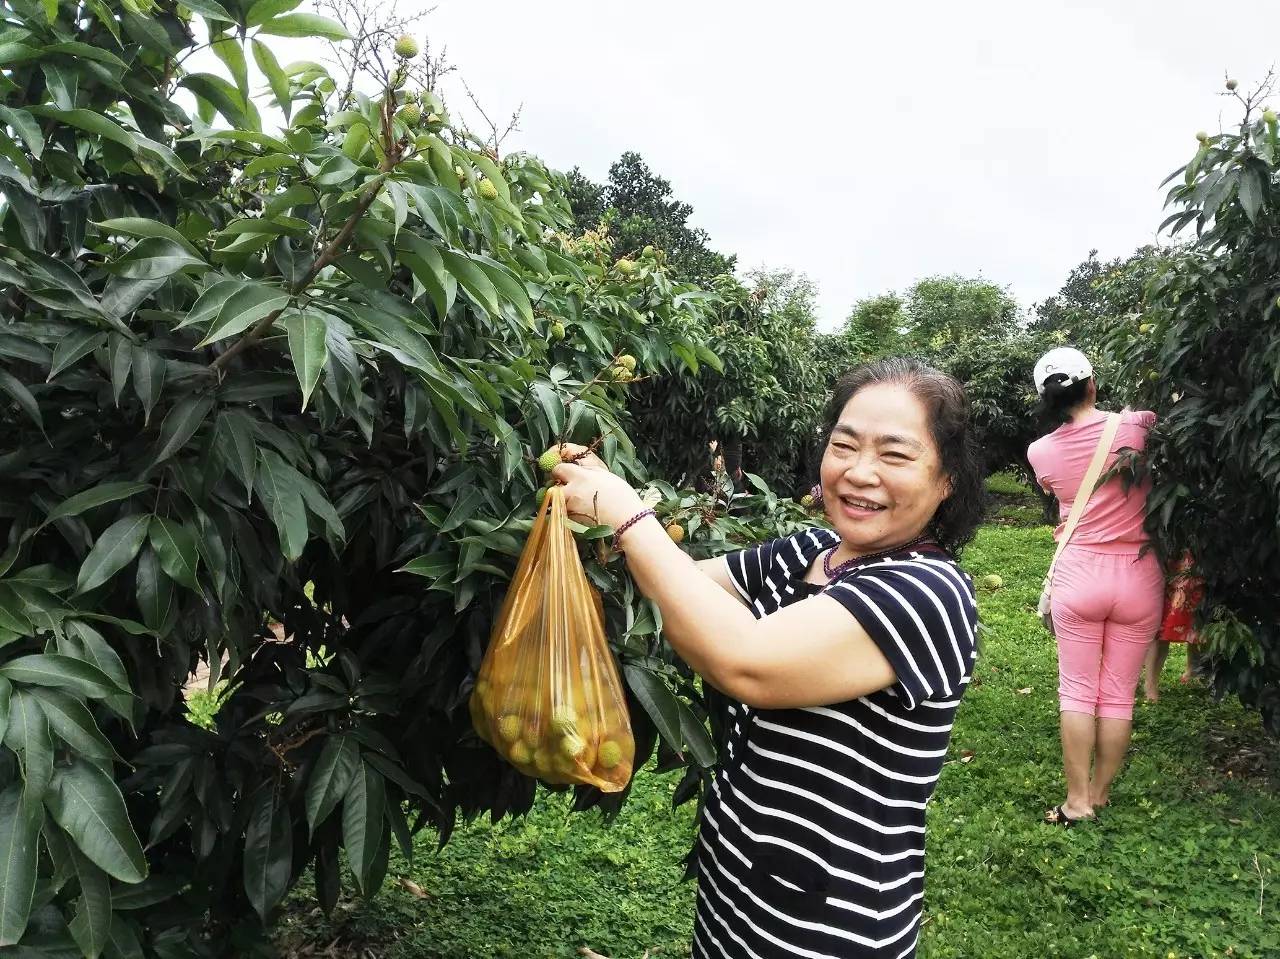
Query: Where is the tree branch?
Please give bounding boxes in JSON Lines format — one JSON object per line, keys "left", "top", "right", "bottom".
{"left": 208, "top": 98, "right": 402, "bottom": 375}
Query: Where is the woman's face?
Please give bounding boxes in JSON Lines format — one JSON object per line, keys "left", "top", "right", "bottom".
{"left": 819, "top": 382, "right": 952, "bottom": 556}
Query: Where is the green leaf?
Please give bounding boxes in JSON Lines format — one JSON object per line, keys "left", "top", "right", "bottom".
{"left": 134, "top": 547, "right": 174, "bottom": 633}
{"left": 397, "top": 553, "right": 454, "bottom": 578}
{"left": 68, "top": 845, "right": 112, "bottom": 959}
{"left": 439, "top": 249, "right": 500, "bottom": 317}
{"left": 147, "top": 518, "right": 199, "bottom": 590}
{"left": 26, "top": 108, "right": 138, "bottom": 153}
{"left": 676, "top": 701, "right": 717, "bottom": 767}
{"left": 438, "top": 487, "right": 485, "bottom": 534}
{"left": 342, "top": 762, "right": 386, "bottom": 896}
{"left": 0, "top": 677, "right": 9, "bottom": 745}
{"left": 251, "top": 38, "right": 292, "bottom": 120}
{"left": 107, "top": 238, "right": 207, "bottom": 281}
{"left": 283, "top": 311, "right": 328, "bottom": 409}
{"left": 694, "top": 344, "right": 724, "bottom": 374}
{"left": 75, "top": 515, "right": 150, "bottom": 595}
{"left": 152, "top": 393, "right": 215, "bottom": 465}
{"left": 199, "top": 282, "right": 290, "bottom": 345}
{"left": 177, "top": 278, "right": 244, "bottom": 330}
{"left": 181, "top": 0, "right": 235, "bottom": 20}
{"left": 130, "top": 347, "right": 166, "bottom": 425}
{"left": 0, "top": 782, "right": 43, "bottom": 947}
{"left": 210, "top": 35, "right": 249, "bottom": 98}
{"left": 0, "top": 655, "right": 128, "bottom": 701}
{"left": 256, "top": 12, "right": 351, "bottom": 40}
{"left": 255, "top": 449, "right": 308, "bottom": 561}
{"left": 43, "top": 482, "right": 151, "bottom": 529}
{"left": 1239, "top": 165, "right": 1265, "bottom": 222}
{"left": 306, "top": 734, "right": 359, "bottom": 835}
{"left": 0, "top": 106, "right": 43, "bottom": 159}
{"left": 623, "top": 665, "right": 682, "bottom": 754}
{"left": 247, "top": 0, "right": 302, "bottom": 26}
{"left": 243, "top": 784, "right": 292, "bottom": 921}
{"left": 41, "top": 41, "right": 127, "bottom": 71}
{"left": 44, "top": 759, "right": 147, "bottom": 884}
{"left": 178, "top": 74, "right": 255, "bottom": 132}
{"left": 96, "top": 218, "right": 199, "bottom": 256}
{"left": 47, "top": 329, "right": 108, "bottom": 381}
{"left": 30, "top": 687, "right": 118, "bottom": 767}
{"left": 474, "top": 257, "right": 534, "bottom": 328}
{"left": 215, "top": 410, "right": 257, "bottom": 500}
{"left": 59, "top": 623, "right": 133, "bottom": 724}
{"left": 105, "top": 915, "right": 145, "bottom": 959}
{"left": 3, "top": 691, "right": 52, "bottom": 801}
{"left": 0, "top": 368, "right": 44, "bottom": 434}
{"left": 0, "top": 584, "right": 33, "bottom": 637}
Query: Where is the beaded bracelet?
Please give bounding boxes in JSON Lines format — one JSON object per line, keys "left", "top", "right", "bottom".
{"left": 612, "top": 508, "right": 656, "bottom": 552}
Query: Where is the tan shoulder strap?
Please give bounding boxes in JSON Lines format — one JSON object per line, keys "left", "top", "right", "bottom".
{"left": 1046, "top": 412, "right": 1122, "bottom": 577}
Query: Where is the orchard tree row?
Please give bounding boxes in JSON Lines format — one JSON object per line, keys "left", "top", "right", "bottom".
{"left": 0, "top": 1, "right": 813, "bottom": 954}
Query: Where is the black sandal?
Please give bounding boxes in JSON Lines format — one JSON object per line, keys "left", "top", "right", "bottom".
{"left": 1044, "top": 804, "right": 1089, "bottom": 827}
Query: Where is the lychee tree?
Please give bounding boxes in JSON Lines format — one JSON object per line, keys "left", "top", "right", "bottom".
{"left": 1107, "top": 79, "right": 1280, "bottom": 734}
{"left": 0, "top": 1, "right": 802, "bottom": 953}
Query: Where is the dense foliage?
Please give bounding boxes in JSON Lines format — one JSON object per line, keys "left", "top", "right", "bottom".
{"left": 1107, "top": 89, "right": 1280, "bottom": 734}
{"left": 1031, "top": 246, "right": 1168, "bottom": 351}
{"left": 629, "top": 269, "right": 844, "bottom": 495}
{"left": 565, "top": 152, "right": 736, "bottom": 285}
{"left": 0, "top": 2, "right": 809, "bottom": 953}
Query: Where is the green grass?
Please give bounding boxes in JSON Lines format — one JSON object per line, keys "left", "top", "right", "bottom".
{"left": 277, "top": 492, "right": 1279, "bottom": 959}
{"left": 986, "top": 471, "right": 1049, "bottom": 527}
{"left": 985, "top": 471, "right": 1031, "bottom": 497}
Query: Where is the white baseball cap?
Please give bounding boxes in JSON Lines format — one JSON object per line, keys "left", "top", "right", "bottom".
{"left": 1033, "top": 347, "right": 1093, "bottom": 396}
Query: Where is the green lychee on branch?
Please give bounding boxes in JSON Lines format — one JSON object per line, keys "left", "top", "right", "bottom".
{"left": 394, "top": 35, "right": 420, "bottom": 59}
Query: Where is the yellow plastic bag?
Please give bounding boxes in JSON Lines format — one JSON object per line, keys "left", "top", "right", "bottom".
{"left": 470, "top": 486, "right": 635, "bottom": 792}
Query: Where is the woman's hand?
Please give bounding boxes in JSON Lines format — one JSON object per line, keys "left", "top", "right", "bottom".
{"left": 545, "top": 443, "right": 647, "bottom": 530}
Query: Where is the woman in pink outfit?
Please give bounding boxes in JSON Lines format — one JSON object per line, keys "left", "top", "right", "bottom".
{"left": 1026, "top": 348, "right": 1162, "bottom": 826}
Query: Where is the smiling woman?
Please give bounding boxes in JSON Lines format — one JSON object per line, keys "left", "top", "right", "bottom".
{"left": 547, "top": 357, "right": 986, "bottom": 959}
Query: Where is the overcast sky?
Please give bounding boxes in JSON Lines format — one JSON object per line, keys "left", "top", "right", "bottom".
{"left": 264, "top": 1, "right": 1278, "bottom": 329}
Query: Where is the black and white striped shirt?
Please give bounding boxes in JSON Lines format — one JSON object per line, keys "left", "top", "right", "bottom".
{"left": 692, "top": 527, "right": 978, "bottom": 959}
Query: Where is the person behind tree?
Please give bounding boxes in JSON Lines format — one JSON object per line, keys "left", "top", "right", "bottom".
{"left": 1027, "top": 348, "right": 1162, "bottom": 825}
{"left": 546, "top": 357, "right": 983, "bottom": 959}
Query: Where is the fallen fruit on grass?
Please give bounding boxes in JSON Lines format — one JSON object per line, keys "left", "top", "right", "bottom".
{"left": 980, "top": 574, "right": 1004, "bottom": 590}
{"left": 1139, "top": 323, "right": 1153, "bottom": 334}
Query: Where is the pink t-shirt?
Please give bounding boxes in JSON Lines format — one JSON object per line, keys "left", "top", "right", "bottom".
{"left": 1027, "top": 409, "right": 1156, "bottom": 552}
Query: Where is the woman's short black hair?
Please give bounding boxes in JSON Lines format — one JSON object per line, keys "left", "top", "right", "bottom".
{"left": 820, "top": 357, "right": 985, "bottom": 556}
{"left": 1038, "top": 374, "right": 1092, "bottom": 431}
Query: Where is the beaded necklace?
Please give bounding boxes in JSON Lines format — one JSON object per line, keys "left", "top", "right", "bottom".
{"left": 822, "top": 533, "right": 933, "bottom": 581}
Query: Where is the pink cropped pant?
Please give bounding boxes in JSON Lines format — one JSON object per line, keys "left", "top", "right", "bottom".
{"left": 1051, "top": 547, "right": 1164, "bottom": 721}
